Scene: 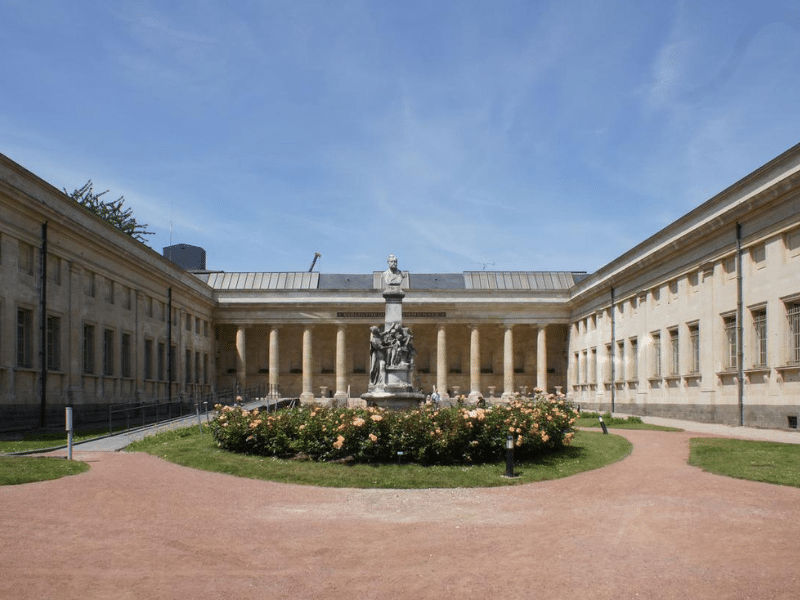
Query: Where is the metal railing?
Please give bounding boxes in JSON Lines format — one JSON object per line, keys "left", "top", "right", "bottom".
{"left": 107, "top": 385, "right": 268, "bottom": 434}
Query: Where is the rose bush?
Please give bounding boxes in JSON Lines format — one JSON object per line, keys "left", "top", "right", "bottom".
{"left": 210, "top": 392, "right": 578, "bottom": 465}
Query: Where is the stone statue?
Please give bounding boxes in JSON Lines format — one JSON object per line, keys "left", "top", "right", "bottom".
{"left": 381, "top": 254, "right": 403, "bottom": 288}
{"left": 368, "top": 323, "right": 417, "bottom": 388}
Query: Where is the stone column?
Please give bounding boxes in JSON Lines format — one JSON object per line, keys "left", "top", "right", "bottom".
{"left": 436, "top": 324, "right": 448, "bottom": 397}
{"left": 469, "top": 325, "right": 481, "bottom": 400}
{"left": 235, "top": 325, "right": 246, "bottom": 392}
{"left": 502, "top": 325, "right": 514, "bottom": 400}
{"left": 268, "top": 326, "right": 280, "bottom": 398}
{"left": 335, "top": 324, "right": 348, "bottom": 401}
{"left": 537, "top": 324, "right": 547, "bottom": 392}
{"left": 300, "top": 326, "right": 314, "bottom": 404}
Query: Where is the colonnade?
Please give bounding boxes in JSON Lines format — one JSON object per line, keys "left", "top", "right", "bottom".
{"left": 229, "top": 323, "right": 552, "bottom": 402}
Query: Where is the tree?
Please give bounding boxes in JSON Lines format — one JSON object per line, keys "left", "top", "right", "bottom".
{"left": 64, "top": 180, "right": 154, "bottom": 243}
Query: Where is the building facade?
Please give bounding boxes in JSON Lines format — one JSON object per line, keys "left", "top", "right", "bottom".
{"left": 1, "top": 144, "right": 799, "bottom": 431}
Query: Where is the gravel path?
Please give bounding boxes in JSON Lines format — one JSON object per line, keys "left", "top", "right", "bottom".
{"left": 2, "top": 428, "right": 799, "bottom": 599}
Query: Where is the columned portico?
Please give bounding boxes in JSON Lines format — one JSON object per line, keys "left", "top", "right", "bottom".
{"left": 469, "top": 325, "right": 481, "bottom": 400}
{"left": 300, "top": 326, "right": 314, "bottom": 404}
{"left": 502, "top": 325, "right": 514, "bottom": 400}
{"left": 537, "top": 324, "right": 547, "bottom": 392}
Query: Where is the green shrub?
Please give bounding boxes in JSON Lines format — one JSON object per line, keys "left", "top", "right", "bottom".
{"left": 210, "top": 393, "right": 578, "bottom": 465}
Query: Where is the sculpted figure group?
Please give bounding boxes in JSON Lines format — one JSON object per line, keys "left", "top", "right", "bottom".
{"left": 369, "top": 324, "right": 416, "bottom": 387}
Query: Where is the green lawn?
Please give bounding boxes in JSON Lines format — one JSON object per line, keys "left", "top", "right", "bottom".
{"left": 689, "top": 438, "right": 800, "bottom": 487}
{"left": 125, "top": 426, "right": 632, "bottom": 488}
{"left": 0, "top": 456, "right": 90, "bottom": 485}
{"left": 576, "top": 412, "right": 682, "bottom": 431}
{"left": 0, "top": 429, "right": 116, "bottom": 454}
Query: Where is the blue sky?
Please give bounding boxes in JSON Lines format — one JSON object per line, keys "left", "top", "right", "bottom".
{"left": 2, "top": 1, "right": 799, "bottom": 275}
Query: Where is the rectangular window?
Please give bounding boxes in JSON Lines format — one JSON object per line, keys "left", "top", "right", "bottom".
{"left": 144, "top": 339, "right": 153, "bottom": 380}
{"left": 46, "top": 315, "right": 60, "bottom": 370}
{"left": 194, "top": 351, "right": 200, "bottom": 384}
{"left": 669, "top": 328, "right": 679, "bottom": 375}
{"left": 17, "top": 308, "right": 33, "bottom": 367}
{"left": 203, "top": 320, "right": 209, "bottom": 337}
{"left": 203, "top": 353, "right": 209, "bottom": 384}
{"left": 651, "top": 287, "right": 661, "bottom": 306}
{"left": 689, "top": 324, "right": 700, "bottom": 374}
{"left": 186, "top": 313, "right": 192, "bottom": 331}
{"left": 185, "top": 349, "right": 191, "bottom": 385}
{"left": 616, "top": 340, "right": 625, "bottom": 380}
{"left": 146, "top": 296, "right": 153, "bottom": 318}
{"left": 83, "top": 324, "right": 95, "bottom": 374}
{"left": 752, "top": 308, "right": 767, "bottom": 367}
{"left": 18, "top": 241, "right": 34, "bottom": 275}
{"left": 723, "top": 315, "right": 738, "bottom": 370}
{"left": 103, "top": 329, "right": 114, "bottom": 376}
{"left": 122, "top": 286, "right": 131, "bottom": 310}
{"left": 158, "top": 342, "right": 166, "bottom": 381}
{"left": 581, "top": 350, "right": 588, "bottom": 384}
{"left": 195, "top": 317, "right": 200, "bottom": 334}
{"left": 589, "top": 348, "right": 596, "bottom": 383}
{"left": 629, "top": 338, "right": 638, "bottom": 380}
{"left": 787, "top": 302, "right": 800, "bottom": 366}
{"left": 604, "top": 344, "right": 613, "bottom": 382}
{"left": 651, "top": 332, "right": 661, "bottom": 378}
{"left": 84, "top": 270, "right": 95, "bottom": 297}
{"left": 121, "top": 333, "right": 132, "bottom": 378}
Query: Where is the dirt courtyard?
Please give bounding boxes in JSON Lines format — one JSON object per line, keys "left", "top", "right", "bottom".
{"left": 2, "top": 429, "right": 799, "bottom": 600}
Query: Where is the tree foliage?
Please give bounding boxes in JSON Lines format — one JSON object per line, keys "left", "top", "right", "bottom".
{"left": 64, "top": 180, "right": 153, "bottom": 243}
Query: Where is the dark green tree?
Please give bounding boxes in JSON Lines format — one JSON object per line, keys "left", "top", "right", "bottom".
{"left": 64, "top": 180, "right": 154, "bottom": 243}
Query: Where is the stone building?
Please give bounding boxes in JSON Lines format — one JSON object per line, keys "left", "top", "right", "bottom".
{"left": 1, "top": 142, "right": 799, "bottom": 431}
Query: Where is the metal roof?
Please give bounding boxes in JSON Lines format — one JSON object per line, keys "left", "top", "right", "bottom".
{"left": 463, "top": 272, "right": 583, "bottom": 290}
{"left": 196, "top": 271, "right": 585, "bottom": 291}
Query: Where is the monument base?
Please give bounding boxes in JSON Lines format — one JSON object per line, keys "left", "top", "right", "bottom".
{"left": 360, "top": 390, "right": 427, "bottom": 411}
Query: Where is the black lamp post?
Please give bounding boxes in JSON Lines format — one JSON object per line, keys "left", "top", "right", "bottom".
{"left": 504, "top": 433, "right": 516, "bottom": 478}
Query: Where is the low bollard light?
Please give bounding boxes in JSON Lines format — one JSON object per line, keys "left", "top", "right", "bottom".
{"left": 504, "top": 433, "right": 517, "bottom": 478}
{"left": 397, "top": 451, "right": 404, "bottom": 465}
{"left": 599, "top": 416, "right": 608, "bottom": 434}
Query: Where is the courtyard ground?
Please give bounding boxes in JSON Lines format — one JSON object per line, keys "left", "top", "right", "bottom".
{"left": 1, "top": 425, "right": 799, "bottom": 599}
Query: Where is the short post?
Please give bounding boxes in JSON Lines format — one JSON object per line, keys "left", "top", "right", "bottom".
{"left": 504, "top": 434, "right": 516, "bottom": 478}
{"left": 599, "top": 416, "right": 608, "bottom": 434}
{"left": 65, "top": 407, "right": 73, "bottom": 461}
{"left": 397, "top": 451, "right": 404, "bottom": 465}
{"left": 203, "top": 401, "right": 209, "bottom": 422}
